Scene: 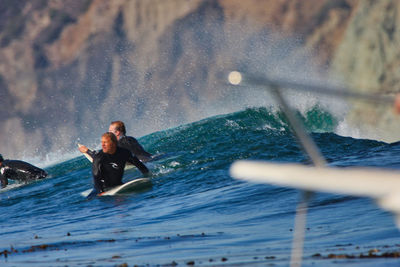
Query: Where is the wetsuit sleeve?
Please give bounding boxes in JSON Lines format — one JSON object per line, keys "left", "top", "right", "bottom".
{"left": 127, "top": 155, "right": 150, "bottom": 176}
{"left": 0, "top": 171, "right": 7, "bottom": 188}
{"left": 92, "top": 154, "right": 106, "bottom": 192}
{"left": 0, "top": 167, "right": 16, "bottom": 187}
{"left": 121, "top": 136, "right": 152, "bottom": 159}
{"left": 86, "top": 149, "right": 97, "bottom": 159}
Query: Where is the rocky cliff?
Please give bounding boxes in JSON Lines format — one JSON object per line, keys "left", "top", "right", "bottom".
{"left": 0, "top": 0, "right": 399, "bottom": 159}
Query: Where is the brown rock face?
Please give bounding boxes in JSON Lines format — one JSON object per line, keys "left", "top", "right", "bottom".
{"left": 331, "top": 1, "right": 400, "bottom": 141}
{"left": 0, "top": 0, "right": 398, "bottom": 159}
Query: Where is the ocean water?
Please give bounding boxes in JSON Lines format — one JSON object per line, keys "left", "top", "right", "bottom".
{"left": 1, "top": 107, "right": 400, "bottom": 267}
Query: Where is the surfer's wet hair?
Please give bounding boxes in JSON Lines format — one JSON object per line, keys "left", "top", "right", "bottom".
{"left": 111, "top": 121, "right": 126, "bottom": 135}
{"left": 102, "top": 132, "right": 118, "bottom": 145}
{"left": 0, "top": 154, "right": 3, "bottom": 162}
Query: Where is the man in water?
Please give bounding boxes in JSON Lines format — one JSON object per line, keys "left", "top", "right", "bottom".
{"left": 0, "top": 154, "right": 47, "bottom": 188}
{"left": 78, "top": 132, "right": 150, "bottom": 196}
{"left": 108, "top": 121, "right": 152, "bottom": 162}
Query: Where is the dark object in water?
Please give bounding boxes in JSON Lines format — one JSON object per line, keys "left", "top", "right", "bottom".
{"left": 0, "top": 160, "right": 47, "bottom": 188}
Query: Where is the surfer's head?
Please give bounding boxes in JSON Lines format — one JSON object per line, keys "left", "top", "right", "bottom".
{"left": 109, "top": 121, "right": 126, "bottom": 138}
{"left": 101, "top": 132, "right": 117, "bottom": 154}
{"left": 0, "top": 154, "right": 3, "bottom": 163}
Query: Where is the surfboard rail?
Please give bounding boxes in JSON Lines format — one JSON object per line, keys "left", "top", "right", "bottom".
{"left": 99, "top": 178, "right": 151, "bottom": 196}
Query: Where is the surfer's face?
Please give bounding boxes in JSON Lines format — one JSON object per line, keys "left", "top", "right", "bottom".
{"left": 108, "top": 124, "right": 119, "bottom": 138}
{"left": 101, "top": 136, "right": 116, "bottom": 154}
{"left": 108, "top": 125, "right": 116, "bottom": 134}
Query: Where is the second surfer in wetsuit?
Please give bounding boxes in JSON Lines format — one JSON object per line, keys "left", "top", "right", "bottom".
{"left": 108, "top": 121, "right": 152, "bottom": 162}
{"left": 78, "top": 132, "right": 150, "bottom": 195}
{"left": 0, "top": 154, "right": 47, "bottom": 188}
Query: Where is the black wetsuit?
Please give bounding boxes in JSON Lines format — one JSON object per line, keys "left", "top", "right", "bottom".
{"left": 118, "top": 135, "right": 152, "bottom": 162}
{"left": 87, "top": 147, "right": 149, "bottom": 193}
{"left": 0, "top": 160, "right": 47, "bottom": 188}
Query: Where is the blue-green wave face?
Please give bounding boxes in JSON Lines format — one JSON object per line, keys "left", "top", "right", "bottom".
{"left": 141, "top": 106, "right": 338, "bottom": 152}
{"left": 133, "top": 106, "right": 345, "bottom": 174}
{"left": 302, "top": 106, "right": 338, "bottom": 133}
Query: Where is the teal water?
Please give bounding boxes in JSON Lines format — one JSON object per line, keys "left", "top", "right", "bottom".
{"left": 1, "top": 107, "right": 399, "bottom": 266}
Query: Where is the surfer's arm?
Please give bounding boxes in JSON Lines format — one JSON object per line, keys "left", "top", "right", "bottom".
{"left": 0, "top": 166, "right": 18, "bottom": 187}
{"left": 128, "top": 155, "right": 150, "bottom": 176}
{"left": 129, "top": 138, "right": 152, "bottom": 158}
{"left": 86, "top": 149, "right": 97, "bottom": 158}
{"left": 78, "top": 145, "right": 97, "bottom": 158}
{"left": 122, "top": 137, "right": 152, "bottom": 158}
{"left": 0, "top": 170, "right": 7, "bottom": 188}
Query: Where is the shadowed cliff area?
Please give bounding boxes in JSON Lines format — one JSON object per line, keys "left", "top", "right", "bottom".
{"left": 1, "top": 0, "right": 400, "bottom": 160}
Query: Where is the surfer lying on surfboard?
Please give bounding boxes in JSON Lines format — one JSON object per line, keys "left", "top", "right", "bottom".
{"left": 0, "top": 154, "right": 47, "bottom": 188}
{"left": 78, "top": 132, "right": 150, "bottom": 198}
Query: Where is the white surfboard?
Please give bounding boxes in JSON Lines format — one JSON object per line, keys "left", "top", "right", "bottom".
{"left": 81, "top": 178, "right": 152, "bottom": 197}
{"left": 99, "top": 177, "right": 151, "bottom": 196}
{"left": 230, "top": 160, "right": 400, "bottom": 226}
{"left": 80, "top": 177, "right": 152, "bottom": 197}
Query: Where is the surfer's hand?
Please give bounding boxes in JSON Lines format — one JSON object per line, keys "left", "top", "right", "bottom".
{"left": 78, "top": 145, "right": 89, "bottom": 153}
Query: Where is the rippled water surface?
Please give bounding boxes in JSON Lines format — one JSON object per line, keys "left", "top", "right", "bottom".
{"left": 1, "top": 108, "right": 400, "bottom": 266}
